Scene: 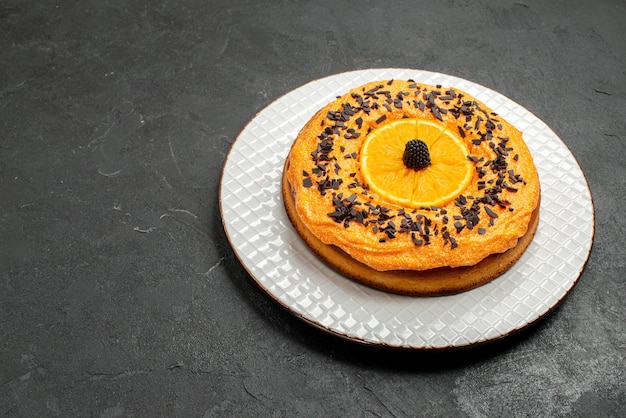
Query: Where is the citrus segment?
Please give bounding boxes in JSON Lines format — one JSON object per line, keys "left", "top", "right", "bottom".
{"left": 360, "top": 119, "right": 472, "bottom": 207}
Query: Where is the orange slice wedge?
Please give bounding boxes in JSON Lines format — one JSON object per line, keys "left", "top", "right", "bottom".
{"left": 360, "top": 119, "right": 472, "bottom": 207}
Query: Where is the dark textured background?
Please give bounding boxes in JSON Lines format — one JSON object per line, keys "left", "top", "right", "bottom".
{"left": 1, "top": 0, "right": 624, "bottom": 416}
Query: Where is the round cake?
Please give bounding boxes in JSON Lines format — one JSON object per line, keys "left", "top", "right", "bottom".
{"left": 282, "top": 79, "right": 540, "bottom": 296}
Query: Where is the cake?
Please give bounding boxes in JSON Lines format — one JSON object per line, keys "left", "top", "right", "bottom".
{"left": 282, "top": 79, "right": 540, "bottom": 295}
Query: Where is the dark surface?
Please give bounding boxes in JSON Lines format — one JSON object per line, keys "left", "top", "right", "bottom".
{"left": 1, "top": 0, "right": 624, "bottom": 416}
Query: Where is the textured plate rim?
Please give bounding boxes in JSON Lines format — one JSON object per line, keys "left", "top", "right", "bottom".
{"left": 219, "top": 68, "right": 595, "bottom": 350}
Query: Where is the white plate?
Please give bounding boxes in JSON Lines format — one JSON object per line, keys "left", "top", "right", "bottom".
{"left": 219, "top": 69, "right": 594, "bottom": 349}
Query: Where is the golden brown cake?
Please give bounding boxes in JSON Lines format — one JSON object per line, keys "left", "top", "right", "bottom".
{"left": 283, "top": 79, "right": 540, "bottom": 295}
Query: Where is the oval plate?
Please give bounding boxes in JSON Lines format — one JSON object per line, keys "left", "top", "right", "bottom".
{"left": 219, "top": 69, "right": 594, "bottom": 349}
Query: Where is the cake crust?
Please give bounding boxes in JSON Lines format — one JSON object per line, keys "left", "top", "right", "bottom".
{"left": 283, "top": 167, "right": 539, "bottom": 295}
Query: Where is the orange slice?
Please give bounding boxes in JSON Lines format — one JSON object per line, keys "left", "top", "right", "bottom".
{"left": 360, "top": 119, "right": 472, "bottom": 207}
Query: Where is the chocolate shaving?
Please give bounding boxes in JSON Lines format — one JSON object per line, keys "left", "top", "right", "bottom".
{"left": 484, "top": 206, "right": 499, "bottom": 218}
